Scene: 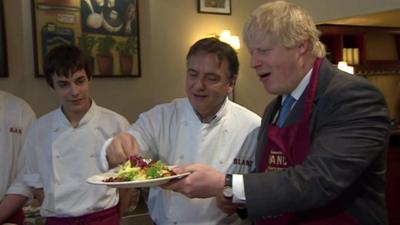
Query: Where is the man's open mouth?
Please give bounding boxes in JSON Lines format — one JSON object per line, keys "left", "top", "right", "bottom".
{"left": 259, "top": 72, "right": 271, "bottom": 78}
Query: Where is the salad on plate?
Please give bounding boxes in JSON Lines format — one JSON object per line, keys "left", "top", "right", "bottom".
{"left": 103, "top": 156, "right": 176, "bottom": 182}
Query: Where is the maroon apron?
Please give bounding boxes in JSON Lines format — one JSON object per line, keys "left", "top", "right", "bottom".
{"left": 5, "top": 208, "right": 24, "bottom": 225}
{"left": 45, "top": 206, "right": 119, "bottom": 225}
{"left": 256, "top": 59, "right": 359, "bottom": 225}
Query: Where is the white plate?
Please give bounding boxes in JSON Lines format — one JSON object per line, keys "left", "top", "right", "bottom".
{"left": 87, "top": 169, "right": 190, "bottom": 188}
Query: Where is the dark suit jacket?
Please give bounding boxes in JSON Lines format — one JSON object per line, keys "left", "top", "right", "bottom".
{"left": 243, "top": 59, "right": 390, "bottom": 225}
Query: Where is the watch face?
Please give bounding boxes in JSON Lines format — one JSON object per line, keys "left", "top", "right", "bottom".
{"left": 223, "top": 186, "right": 233, "bottom": 198}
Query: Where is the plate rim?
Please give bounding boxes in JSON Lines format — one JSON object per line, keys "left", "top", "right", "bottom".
{"left": 87, "top": 168, "right": 190, "bottom": 187}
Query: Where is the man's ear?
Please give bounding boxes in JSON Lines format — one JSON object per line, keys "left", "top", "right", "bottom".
{"left": 229, "top": 76, "right": 237, "bottom": 87}
{"left": 297, "top": 40, "right": 309, "bottom": 55}
{"left": 227, "top": 76, "right": 237, "bottom": 97}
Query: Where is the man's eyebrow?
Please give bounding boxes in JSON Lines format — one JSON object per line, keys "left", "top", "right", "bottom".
{"left": 55, "top": 80, "right": 68, "bottom": 85}
{"left": 187, "top": 68, "right": 198, "bottom": 72}
{"left": 75, "top": 76, "right": 86, "bottom": 80}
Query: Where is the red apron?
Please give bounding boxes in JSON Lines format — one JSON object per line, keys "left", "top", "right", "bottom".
{"left": 5, "top": 208, "right": 24, "bottom": 225}
{"left": 257, "top": 59, "right": 359, "bottom": 225}
{"left": 45, "top": 206, "right": 119, "bottom": 225}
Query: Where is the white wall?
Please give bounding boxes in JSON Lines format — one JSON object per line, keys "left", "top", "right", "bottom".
{"left": 1, "top": 0, "right": 400, "bottom": 122}
{"left": 1, "top": 0, "right": 269, "bottom": 122}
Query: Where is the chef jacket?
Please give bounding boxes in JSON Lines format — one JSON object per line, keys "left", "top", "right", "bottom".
{"left": 23, "top": 101, "right": 129, "bottom": 217}
{"left": 0, "top": 91, "right": 35, "bottom": 199}
{"left": 124, "top": 98, "right": 260, "bottom": 225}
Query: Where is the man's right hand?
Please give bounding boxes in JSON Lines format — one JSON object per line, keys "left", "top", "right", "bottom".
{"left": 106, "top": 132, "right": 140, "bottom": 167}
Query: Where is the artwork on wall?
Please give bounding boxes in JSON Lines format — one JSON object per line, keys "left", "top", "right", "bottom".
{"left": 198, "top": 0, "right": 231, "bottom": 15}
{"left": 0, "top": 1, "right": 8, "bottom": 77}
{"left": 31, "top": 0, "right": 140, "bottom": 78}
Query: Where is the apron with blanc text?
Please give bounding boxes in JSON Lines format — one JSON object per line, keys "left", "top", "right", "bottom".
{"left": 256, "top": 58, "right": 359, "bottom": 225}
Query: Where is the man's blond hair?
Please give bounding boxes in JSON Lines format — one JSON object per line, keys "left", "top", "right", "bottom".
{"left": 243, "top": 0, "right": 325, "bottom": 58}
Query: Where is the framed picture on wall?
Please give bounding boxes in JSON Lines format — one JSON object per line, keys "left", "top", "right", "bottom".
{"left": 31, "top": 0, "right": 140, "bottom": 78}
{"left": 198, "top": 0, "right": 231, "bottom": 15}
{"left": 0, "top": 1, "right": 8, "bottom": 77}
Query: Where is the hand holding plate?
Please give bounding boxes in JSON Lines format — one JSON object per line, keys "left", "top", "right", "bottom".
{"left": 162, "top": 163, "right": 225, "bottom": 198}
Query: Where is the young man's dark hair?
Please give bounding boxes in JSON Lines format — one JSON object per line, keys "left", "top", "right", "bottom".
{"left": 43, "top": 44, "right": 92, "bottom": 88}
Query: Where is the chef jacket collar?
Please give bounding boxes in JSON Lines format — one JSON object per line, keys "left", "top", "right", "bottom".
{"left": 53, "top": 99, "right": 97, "bottom": 130}
{"left": 190, "top": 97, "right": 228, "bottom": 124}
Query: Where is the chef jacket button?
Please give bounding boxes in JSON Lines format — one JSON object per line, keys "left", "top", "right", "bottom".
{"left": 219, "top": 160, "right": 224, "bottom": 164}
{"left": 183, "top": 121, "right": 188, "bottom": 126}
{"left": 56, "top": 155, "right": 60, "bottom": 158}
{"left": 179, "top": 155, "right": 184, "bottom": 159}
{"left": 90, "top": 154, "right": 94, "bottom": 158}
{"left": 173, "top": 222, "right": 178, "bottom": 225}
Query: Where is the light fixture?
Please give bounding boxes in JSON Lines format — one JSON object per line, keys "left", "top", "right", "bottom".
{"left": 337, "top": 61, "right": 354, "bottom": 74}
{"left": 228, "top": 35, "right": 240, "bottom": 51}
{"left": 342, "top": 48, "right": 360, "bottom": 65}
{"left": 219, "top": 30, "right": 232, "bottom": 43}
{"left": 208, "top": 29, "right": 240, "bottom": 51}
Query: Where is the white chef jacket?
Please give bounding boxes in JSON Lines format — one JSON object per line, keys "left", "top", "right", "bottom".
{"left": 23, "top": 101, "right": 129, "bottom": 217}
{"left": 0, "top": 91, "right": 35, "bottom": 199}
{"left": 129, "top": 98, "right": 260, "bottom": 225}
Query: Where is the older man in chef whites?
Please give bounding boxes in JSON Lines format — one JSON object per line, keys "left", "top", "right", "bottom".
{"left": 101, "top": 37, "right": 261, "bottom": 225}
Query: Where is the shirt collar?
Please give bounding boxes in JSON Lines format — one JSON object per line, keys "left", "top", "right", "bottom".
{"left": 281, "top": 68, "right": 313, "bottom": 103}
{"left": 53, "top": 99, "right": 97, "bottom": 130}
{"left": 211, "top": 97, "right": 228, "bottom": 123}
{"left": 191, "top": 97, "right": 229, "bottom": 124}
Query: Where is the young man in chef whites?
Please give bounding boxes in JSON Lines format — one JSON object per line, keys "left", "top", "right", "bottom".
{"left": 102, "top": 37, "right": 261, "bottom": 225}
{"left": 3, "top": 44, "right": 132, "bottom": 225}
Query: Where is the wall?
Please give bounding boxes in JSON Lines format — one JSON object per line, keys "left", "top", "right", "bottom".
{"left": 0, "top": 0, "right": 269, "bottom": 122}
{"left": 1, "top": 0, "right": 400, "bottom": 122}
{"left": 365, "top": 34, "right": 398, "bottom": 61}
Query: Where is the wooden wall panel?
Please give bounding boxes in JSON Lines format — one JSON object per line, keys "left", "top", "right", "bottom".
{"left": 366, "top": 74, "right": 400, "bottom": 120}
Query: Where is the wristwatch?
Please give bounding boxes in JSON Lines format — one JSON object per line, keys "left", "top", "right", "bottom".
{"left": 223, "top": 174, "right": 233, "bottom": 198}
